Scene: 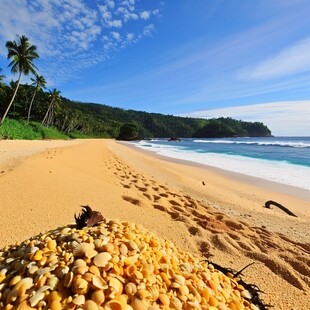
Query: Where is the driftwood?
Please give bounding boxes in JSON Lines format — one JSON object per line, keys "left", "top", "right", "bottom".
{"left": 264, "top": 200, "right": 297, "bottom": 217}
{"left": 205, "top": 260, "right": 272, "bottom": 309}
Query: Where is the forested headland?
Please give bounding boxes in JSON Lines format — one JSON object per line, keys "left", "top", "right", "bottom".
{"left": 0, "top": 83, "right": 272, "bottom": 139}
{"left": 0, "top": 35, "right": 271, "bottom": 140}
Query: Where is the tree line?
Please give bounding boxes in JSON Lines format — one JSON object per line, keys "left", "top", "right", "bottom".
{"left": 0, "top": 35, "right": 272, "bottom": 139}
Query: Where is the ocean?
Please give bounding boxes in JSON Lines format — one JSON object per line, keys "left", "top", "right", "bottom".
{"left": 132, "top": 137, "right": 310, "bottom": 191}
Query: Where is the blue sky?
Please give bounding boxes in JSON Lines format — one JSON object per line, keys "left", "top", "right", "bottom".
{"left": 0, "top": 0, "right": 310, "bottom": 136}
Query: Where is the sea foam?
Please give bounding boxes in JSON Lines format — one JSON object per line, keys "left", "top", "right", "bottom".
{"left": 134, "top": 140, "right": 310, "bottom": 191}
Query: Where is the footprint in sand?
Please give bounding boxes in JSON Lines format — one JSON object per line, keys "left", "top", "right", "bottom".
{"left": 122, "top": 195, "right": 141, "bottom": 206}
{"left": 188, "top": 226, "right": 200, "bottom": 236}
{"left": 143, "top": 193, "right": 152, "bottom": 201}
{"left": 199, "top": 240, "right": 213, "bottom": 257}
{"left": 153, "top": 204, "right": 167, "bottom": 212}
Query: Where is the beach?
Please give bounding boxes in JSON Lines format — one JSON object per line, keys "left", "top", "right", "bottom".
{"left": 0, "top": 139, "right": 309, "bottom": 309}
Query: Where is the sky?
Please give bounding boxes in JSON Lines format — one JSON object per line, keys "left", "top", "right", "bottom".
{"left": 0, "top": 0, "right": 310, "bottom": 136}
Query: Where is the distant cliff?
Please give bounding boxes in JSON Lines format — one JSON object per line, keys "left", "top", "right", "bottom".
{"left": 193, "top": 117, "right": 272, "bottom": 138}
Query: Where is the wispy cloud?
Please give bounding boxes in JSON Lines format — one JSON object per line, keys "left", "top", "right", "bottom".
{"left": 180, "top": 101, "right": 310, "bottom": 136}
{"left": 0, "top": 0, "right": 163, "bottom": 85}
{"left": 239, "top": 37, "right": 310, "bottom": 80}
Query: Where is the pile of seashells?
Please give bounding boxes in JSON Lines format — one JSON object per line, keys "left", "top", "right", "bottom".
{"left": 0, "top": 219, "right": 259, "bottom": 309}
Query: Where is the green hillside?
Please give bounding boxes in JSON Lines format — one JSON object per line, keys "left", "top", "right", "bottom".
{"left": 0, "top": 83, "right": 271, "bottom": 139}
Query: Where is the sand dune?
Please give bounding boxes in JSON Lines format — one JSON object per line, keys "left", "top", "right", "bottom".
{"left": 0, "top": 139, "right": 309, "bottom": 309}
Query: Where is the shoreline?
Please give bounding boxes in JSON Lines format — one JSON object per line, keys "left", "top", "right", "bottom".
{"left": 123, "top": 141, "right": 310, "bottom": 202}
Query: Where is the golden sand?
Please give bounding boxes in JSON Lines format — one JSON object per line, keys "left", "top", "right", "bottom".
{"left": 0, "top": 139, "right": 309, "bottom": 309}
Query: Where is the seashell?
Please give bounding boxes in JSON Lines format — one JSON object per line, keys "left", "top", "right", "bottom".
{"left": 124, "top": 232, "right": 135, "bottom": 240}
{"left": 32, "top": 250, "right": 43, "bottom": 261}
{"left": 72, "top": 276, "right": 89, "bottom": 294}
{"left": 101, "top": 236, "right": 110, "bottom": 245}
{"left": 201, "top": 287, "right": 210, "bottom": 302}
{"left": 159, "top": 272, "right": 171, "bottom": 286}
{"left": 109, "top": 278, "right": 123, "bottom": 295}
{"left": 119, "top": 244, "right": 128, "bottom": 256}
{"left": 37, "top": 267, "right": 52, "bottom": 276}
{"left": 92, "top": 289, "right": 105, "bottom": 305}
{"left": 173, "top": 275, "right": 185, "bottom": 286}
{"left": 29, "top": 246, "right": 39, "bottom": 254}
{"left": 74, "top": 265, "right": 89, "bottom": 275}
{"left": 72, "top": 242, "right": 95, "bottom": 257}
{"left": 86, "top": 249, "right": 98, "bottom": 259}
{"left": 125, "top": 264, "right": 136, "bottom": 276}
{"left": 72, "top": 295, "right": 85, "bottom": 305}
{"left": 92, "top": 274, "right": 108, "bottom": 290}
{"left": 131, "top": 296, "right": 149, "bottom": 310}
{"left": 104, "top": 299, "right": 124, "bottom": 310}
{"left": 64, "top": 271, "right": 74, "bottom": 287}
{"left": 84, "top": 300, "right": 99, "bottom": 310}
{"left": 178, "top": 285, "right": 189, "bottom": 296}
{"left": 14, "top": 277, "right": 34, "bottom": 291}
{"left": 83, "top": 272, "right": 94, "bottom": 283}
{"left": 47, "top": 239, "right": 57, "bottom": 250}
{"left": 74, "top": 258, "right": 87, "bottom": 267}
{"left": 89, "top": 265, "right": 100, "bottom": 276}
{"left": 158, "top": 294, "right": 170, "bottom": 306}
{"left": 47, "top": 275, "right": 59, "bottom": 290}
{"left": 187, "top": 298, "right": 200, "bottom": 308}
{"left": 137, "top": 289, "right": 151, "bottom": 300}
{"left": 50, "top": 300, "right": 62, "bottom": 310}
{"left": 241, "top": 289, "right": 252, "bottom": 299}
{"left": 125, "top": 282, "right": 137, "bottom": 296}
{"left": 29, "top": 292, "right": 45, "bottom": 307}
{"left": 60, "top": 227, "right": 71, "bottom": 234}
{"left": 48, "top": 291, "right": 62, "bottom": 303}
{"left": 93, "top": 252, "right": 112, "bottom": 267}
{"left": 169, "top": 297, "right": 182, "bottom": 310}
{"left": 94, "top": 238, "right": 103, "bottom": 249}
{"left": 147, "top": 286, "right": 159, "bottom": 301}
{"left": 208, "top": 296, "right": 219, "bottom": 307}
{"left": 104, "top": 243, "right": 115, "bottom": 253}
{"left": 128, "top": 240, "right": 139, "bottom": 251}
{"left": 141, "top": 269, "right": 151, "bottom": 279}
{"left": 115, "top": 294, "right": 128, "bottom": 307}
{"left": 180, "top": 263, "right": 192, "bottom": 275}
{"left": 217, "top": 304, "right": 229, "bottom": 310}
{"left": 9, "top": 275, "right": 22, "bottom": 286}
{"left": 36, "top": 285, "right": 51, "bottom": 294}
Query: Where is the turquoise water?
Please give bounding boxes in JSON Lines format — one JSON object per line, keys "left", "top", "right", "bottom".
{"left": 133, "top": 137, "right": 310, "bottom": 190}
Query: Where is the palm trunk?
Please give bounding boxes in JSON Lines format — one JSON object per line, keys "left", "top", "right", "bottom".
{"left": 27, "top": 86, "right": 38, "bottom": 122}
{"left": 0, "top": 72, "right": 22, "bottom": 125}
{"left": 41, "top": 99, "right": 54, "bottom": 126}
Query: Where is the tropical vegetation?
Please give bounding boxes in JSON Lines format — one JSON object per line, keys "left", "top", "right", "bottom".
{"left": 0, "top": 35, "right": 272, "bottom": 140}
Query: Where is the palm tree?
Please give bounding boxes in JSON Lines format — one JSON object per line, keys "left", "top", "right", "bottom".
{"left": 41, "top": 89, "right": 61, "bottom": 127}
{"left": 27, "top": 73, "right": 46, "bottom": 122}
{"left": 0, "top": 68, "right": 5, "bottom": 82}
{"left": 0, "top": 35, "right": 39, "bottom": 125}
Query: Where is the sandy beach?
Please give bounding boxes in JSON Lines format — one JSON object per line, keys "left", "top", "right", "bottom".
{"left": 0, "top": 139, "right": 309, "bottom": 309}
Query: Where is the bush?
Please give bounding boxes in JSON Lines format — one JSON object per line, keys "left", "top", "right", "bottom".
{"left": 0, "top": 118, "right": 69, "bottom": 140}
{"left": 116, "top": 122, "right": 140, "bottom": 141}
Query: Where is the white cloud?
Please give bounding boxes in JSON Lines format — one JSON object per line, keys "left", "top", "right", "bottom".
{"left": 140, "top": 11, "right": 150, "bottom": 20}
{"left": 0, "top": 0, "right": 163, "bottom": 83}
{"left": 240, "top": 37, "right": 310, "bottom": 80}
{"left": 111, "top": 31, "right": 121, "bottom": 41}
{"left": 180, "top": 101, "right": 310, "bottom": 136}
{"left": 143, "top": 24, "right": 155, "bottom": 37}
{"left": 126, "top": 33, "right": 135, "bottom": 41}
